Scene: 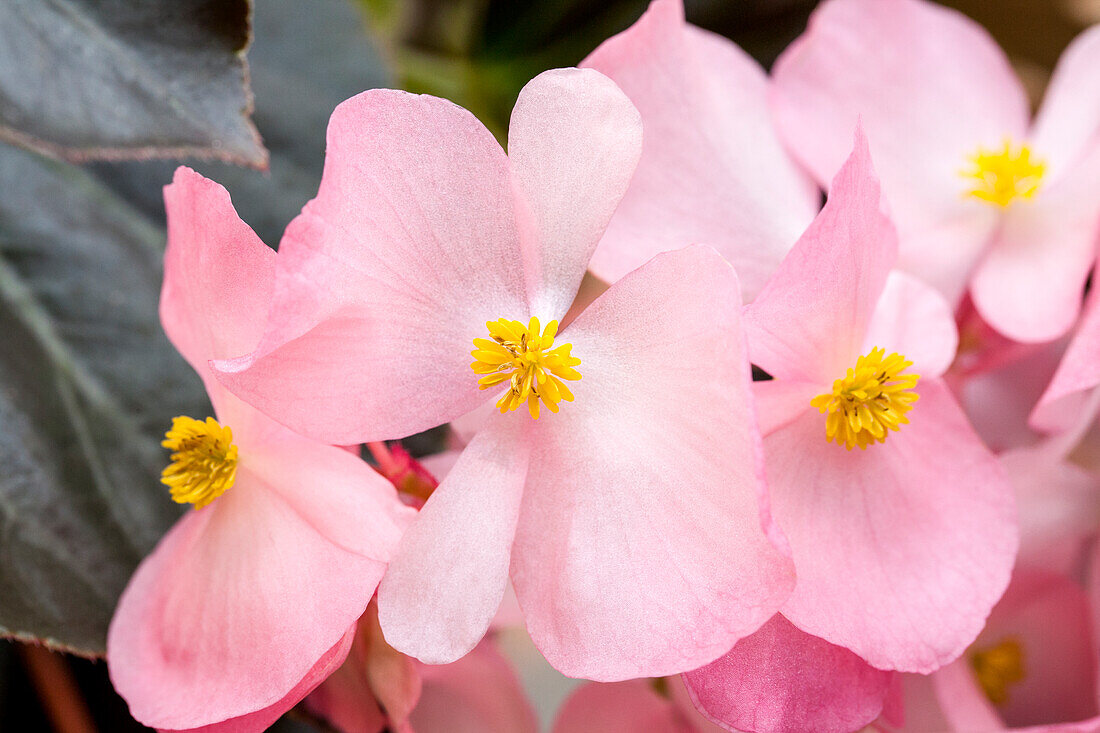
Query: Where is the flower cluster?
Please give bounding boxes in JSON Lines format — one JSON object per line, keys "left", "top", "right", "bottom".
{"left": 104, "top": 0, "right": 1100, "bottom": 731}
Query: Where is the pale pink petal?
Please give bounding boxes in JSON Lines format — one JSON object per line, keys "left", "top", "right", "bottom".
{"left": 862, "top": 271, "right": 957, "bottom": 379}
{"left": 513, "top": 246, "right": 794, "bottom": 680}
{"left": 1030, "top": 24, "right": 1100, "bottom": 181}
{"left": 215, "top": 88, "right": 528, "bottom": 444}
{"left": 163, "top": 625, "right": 357, "bottom": 733}
{"left": 667, "top": 675, "right": 731, "bottom": 733}
{"left": 970, "top": 145, "right": 1100, "bottom": 343}
{"left": 770, "top": 0, "right": 1027, "bottom": 302}
{"left": 581, "top": 0, "right": 818, "bottom": 299}
{"left": 751, "top": 380, "right": 821, "bottom": 437}
{"left": 378, "top": 418, "right": 529, "bottom": 664}
{"left": 684, "top": 614, "right": 892, "bottom": 733}
{"left": 744, "top": 129, "right": 896, "bottom": 383}
{"left": 553, "top": 680, "right": 695, "bottom": 733}
{"left": 508, "top": 68, "right": 642, "bottom": 318}
{"left": 770, "top": 380, "right": 1017, "bottom": 672}
{"left": 108, "top": 474, "right": 385, "bottom": 730}
{"left": 409, "top": 639, "right": 538, "bottom": 733}
{"left": 161, "top": 166, "right": 274, "bottom": 378}
{"left": 931, "top": 660, "right": 1004, "bottom": 732}
{"left": 1034, "top": 289, "right": 1100, "bottom": 434}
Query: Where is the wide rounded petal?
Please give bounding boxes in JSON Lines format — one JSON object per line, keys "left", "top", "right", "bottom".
{"left": 581, "top": 0, "right": 818, "bottom": 300}
{"left": 862, "top": 271, "right": 958, "bottom": 380}
{"left": 1031, "top": 24, "right": 1100, "bottom": 182}
{"left": 161, "top": 166, "right": 274, "bottom": 378}
{"left": 108, "top": 474, "right": 386, "bottom": 730}
{"left": 684, "top": 614, "right": 892, "bottom": 733}
{"left": 744, "top": 129, "right": 896, "bottom": 383}
{"left": 215, "top": 88, "right": 528, "bottom": 444}
{"left": 512, "top": 246, "right": 794, "bottom": 680}
{"left": 378, "top": 418, "right": 530, "bottom": 665}
{"left": 969, "top": 146, "right": 1100, "bottom": 343}
{"left": 409, "top": 639, "right": 538, "bottom": 733}
{"left": 508, "top": 68, "right": 641, "bottom": 318}
{"left": 771, "top": 379, "right": 1017, "bottom": 672}
{"left": 771, "top": 0, "right": 1027, "bottom": 302}
{"left": 553, "top": 680, "right": 695, "bottom": 733}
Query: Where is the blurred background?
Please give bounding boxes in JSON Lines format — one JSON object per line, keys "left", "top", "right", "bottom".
{"left": 0, "top": 0, "right": 1096, "bottom": 729}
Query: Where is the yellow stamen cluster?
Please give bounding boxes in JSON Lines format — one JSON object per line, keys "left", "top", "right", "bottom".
{"left": 810, "top": 347, "right": 920, "bottom": 450}
{"left": 161, "top": 416, "right": 239, "bottom": 509}
{"left": 962, "top": 141, "right": 1046, "bottom": 207}
{"left": 970, "top": 637, "right": 1026, "bottom": 706}
{"left": 470, "top": 317, "right": 581, "bottom": 419}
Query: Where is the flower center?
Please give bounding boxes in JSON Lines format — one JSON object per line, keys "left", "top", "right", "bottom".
{"left": 962, "top": 140, "right": 1045, "bottom": 207}
{"left": 810, "top": 347, "right": 920, "bottom": 450}
{"left": 970, "top": 637, "right": 1025, "bottom": 706}
{"left": 470, "top": 317, "right": 581, "bottom": 419}
{"left": 161, "top": 416, "right": 239, "bottom": 509}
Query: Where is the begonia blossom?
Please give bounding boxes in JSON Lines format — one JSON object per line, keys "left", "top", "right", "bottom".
{"left": 579, "top": 0, "right": 819, "bottom": 300}
{"left": 214, "top": 68, "right": 794, "bottom": 680}
{"left": 554, "top": 676, "right": 725, "bottom": 733}
{"left": 772, "top": 0, "right": 1100, "bottom": 342}
{"left": 106, "top": 168, "right": 414, "bottom": 733}
{"left": 734, "top": 130, "right": 1016, "bottom": 672}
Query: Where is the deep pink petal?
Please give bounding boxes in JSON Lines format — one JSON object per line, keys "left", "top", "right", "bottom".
{"left": 161, "top": 166, "right": 274, "bottom": 380}
{"left": 409, "top": 639, "right": 538, "bottom": 733}
{"left": 770, "top": 380, "right": 1017, "bottom": 672}
{"left": 581, "top": 0, "right": 818, "bottom": 299}
{"left": 215, "top": 88, "right": 528, "bottom": 444}
{"left": 553, "top": 680, "right": 695, "bottom": 733}
{"left": 378, "top": 418, "right": 529, "bottom": 664}
{"left": 770, "top": 0, "right": 1027, "bottom": 302}
{"left": 862, "top": 271, "right": 957, "bottom": 380}
{"left": 970, "top": 146, "right": 1100, "bottom": 343}
{"left": 508, "top": 68, "right": 641, "bottom": 317}
{"left": 684, "top": 614, "right": 892, "bottom": 733}
{"left": 1031, "top": 24, "right": 1100, "bottom": 182}
{"left": 108, "top": 474, "right": 385, "bottom": 730}
{"left": 512, "top": 246, "right": 794, "bottom": 680}
{"left": 743, "top": 129, "right": 896, "bottom": 383}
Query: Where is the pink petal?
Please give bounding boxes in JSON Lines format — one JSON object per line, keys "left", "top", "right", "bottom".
{"left": 752, "top": 379, "right": 822, "bottom": 437}
{"left": 1033, "top": 290, "right": 1100, "bottom": 434}
{"left": 508, "top": 68, "right": 642, "bottom": 318}
{"left": 1031, "top": 24, "right": 1100, "bottom": 182}
{"left": 770, "top": 0, "right": 1028, "bottom": 302}
{"left": 108, "top": 473, "right": 386, "bottom": 730}
{"left": 553, "top": 680, "right": 695, "bottom": 733}
{"left": 409, "top": 639, "right": 538, "bottom": 733}
{"left": 581, "top": 0, "right": 818, "bottom": 300}
{"left": 743, "top": 129, "right": 896, "bottom": 383}
{"left": 512, "top": 246, "right": 794, "bottom": 680}
{"left": 378, "top": 418, "right": 529, "bottom": 664}
{"left": 862, "top": 271, "right": 958, "bottom": 380}
{"left": 683, "top": 614, "right": 893, "bottom": 733}
{"left": 969, "top": 145, "right": 1100, "bottom": 343}
{"left": 769, "top": 379, "right": 1017, "bottom": 672}
{"left": 161, "top": 166, "right": 274, "bottom": 379}
{"left": 215, "top": 88, "right": 528, "bottom": 444}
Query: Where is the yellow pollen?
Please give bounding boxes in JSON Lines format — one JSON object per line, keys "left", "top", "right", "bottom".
{"left": 470, "top": 317, "right": 581, "bottom": 419}
{"left": 810, "top": 347, "right": 920, "bottom": 450}
{"left": 970, "top": 637, "right": 1026, "bottom": 706}
{"left": 161, "top": 416, "right": 239, "bottom": 509}
{"left": 962, "top": 140, "right": 1046, "bottom": 207}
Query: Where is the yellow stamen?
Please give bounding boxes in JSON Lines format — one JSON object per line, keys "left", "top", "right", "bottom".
{"left": 970, "top": 637, "right": 1025, "bottom": 706}
{"left": 962, "top": 140, "right": 1046, "bottom": 207}
{"left": 161, "top": 416, "right": 239, "bottom": 509}
{"left": 810, "top": 347, "right": 920, "bottom": 450}
{"left": 470, "top": 317, "right": 581, "bottom": 419}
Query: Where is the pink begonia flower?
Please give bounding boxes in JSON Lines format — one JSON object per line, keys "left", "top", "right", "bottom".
{"left": 874, "top": 567, "right": 1100, "bottom": 732}
{"left": 741, "top": 129, "right": 1017, "bottom": 672}
{"left": 214, "top": 68, "right": 794, "bottom": 680}
{"left": 683, "top": 614, "right": 895, "bottom": 733}
{"left": 579, "top": 0, "right": 819, "bottom": 300}
{"left": 554, "top": 676, "right": 726, "bottom": 733}
{"left": 106, "top": 168, "right": 414, "bottom": 733}
{"left": 772, "top": 0, "right": 1100, "bottom": 342}
{"left": 1033, "top": 289, "right": 1100, "bottom": 438}
{"left": 305, "top": 599, "right": 537, "bottom": 733}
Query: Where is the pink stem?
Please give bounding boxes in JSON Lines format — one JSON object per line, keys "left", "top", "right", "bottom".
{"left": 366, "top": 441, "right": 399, "bottom": 475}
